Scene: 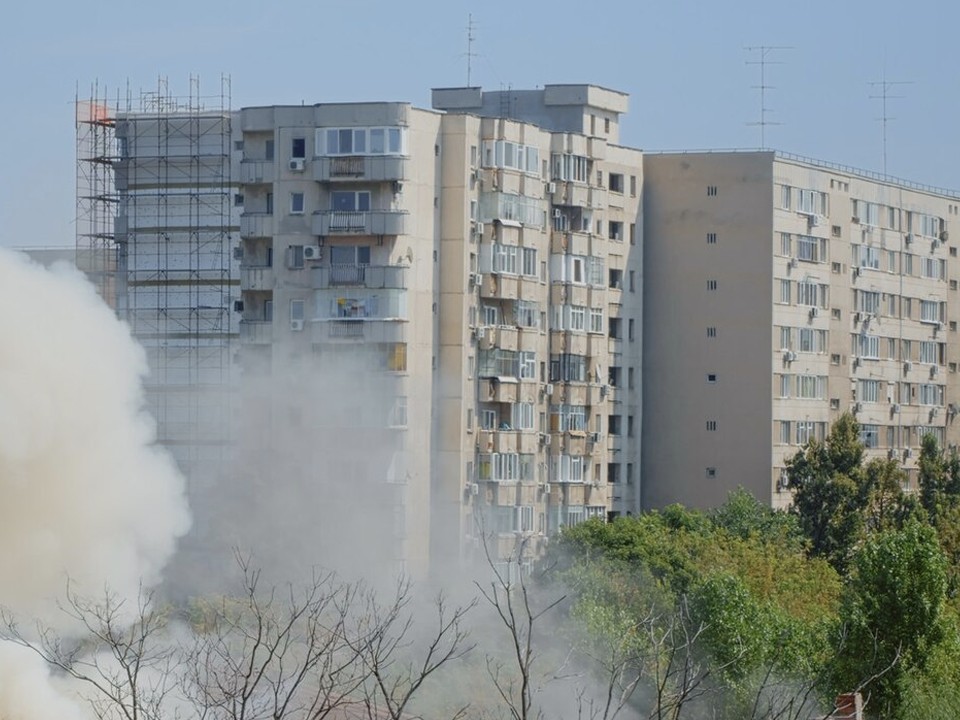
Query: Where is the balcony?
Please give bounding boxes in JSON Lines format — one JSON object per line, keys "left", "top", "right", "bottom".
{"left": 239, "top": 160, "right": 275, "bottom": 184}
{"left": 310, "top": 318, "right": 407, "bottom": 344}
{"left": 313, "top": 155, "right": 408, "bottom": 183}
{"left": 312, "top": 210, "right": 407, "bottom": 237}
{"left": 480, "top": 377, "right": 519, "bottom": 403}
{"left": 311, "top": 264, "right": 408, "bottom": 290}
{"left": 239, "top": 320, "right": 272, "bottom": 345}
{"left": 477, "top": 429, "right": 540, "bottom": 455}
{"left": 240, "top": 213, "right": 274, "bottom": 238}
{"left": 240, "top": 265, "right": 274, "bottom": 291}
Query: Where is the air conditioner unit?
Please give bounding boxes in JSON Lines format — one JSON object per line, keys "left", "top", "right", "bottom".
{"left": 233, "top": 300, "right": 244, "bottom": 313}
{"left": 936, "top": 321, "right": 945, "bottom": 333}
{"left": 470, "top": 482, "right": 480, "bottom": 496}
{"left": 904, "top": 361, "right": 913, "bottom": 373}
{"left": 600, "top": 384, "right": 609, "bottom": 397}
{"left": 854, "top": 311, "right": 862, "bottom": 323}
{"left": 949, "top": 403, "right": 959, "bottom": 415}
{"left": 809, "top": 215, "right": 823, "bottom": 227}
{"left": 940, "top": 230, "right": 950, "bottom": 242}
{"left": 469, "top": 272, "right": 482, "bottom": 287}
{"left": 232, "top": 246, "right": 244, "bottom": 260}
{"left": 931, "top": 365, "right": 940, "bottom": 378}
{"left": 905, "top": 233, "right": 914, "bottom": 245}
{"left": 589, "top": 432, "right": 601, "bottom": 443}
{"left": 852, "top": 266, "right": 861, "bottom": 278}
{"left": 303, "top": 245, "right": 322, "bottom": 261}
{"left": 905, "top": 448, "right": 914, "bottom": 459}
{"left": 931, "top": 407, "right": 940, "bottom": 419}
{"left": 853, "top": 402, "right": 862, "bottom": 413}
{"left": 891, "top": 403, "right": 901, "bottom": 414}
{"left": 545, "top": 383, "right": 554, "bottom": 396}
{"left": 289, "top": 158, "right": 305, "bottom": 171}
{"left": 787, "top": 258, "right": 797, "bottom": 270}
{"left": 547, "top": 182, "right": 557, "bottom": 194}
{"left": 888, "top": 448, "right": 899, "bottom": 459}
{"left": 932, "top": 240, "right": 940, "bottom": 252}
{"left": 784, "top": 350, "right": 796, "bottom": 362}
{"left": 476, "top": 222, "right": 485, "bottom": 236}
{"left": 808, "top": 307, "right": 819, "bottom": 319}
{"left": 852, "top": 216, "right": 861, "bottom": 224}
{"left": 539, "top": 432, "right": 549, "bottom": 445}
{"left": 553, "top": 208, "right": 563, "bottom": 219}
{"left": 290, "top": 319, "right": 304, "bottom": 332}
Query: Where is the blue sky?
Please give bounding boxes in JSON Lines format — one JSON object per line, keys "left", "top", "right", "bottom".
{"left": 1, "top": 0, "right": 957, "bottom": 248}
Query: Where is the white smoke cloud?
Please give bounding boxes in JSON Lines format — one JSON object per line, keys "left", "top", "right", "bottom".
{"left": 0, "top": 644, "right": 88, "bottom": 720}
{"left": 0, "top": 247, "right": 190, "bottom": 647}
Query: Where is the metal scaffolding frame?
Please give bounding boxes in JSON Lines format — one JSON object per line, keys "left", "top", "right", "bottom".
{"left": 76, "top": 76, "right": 238, "bottom": 480}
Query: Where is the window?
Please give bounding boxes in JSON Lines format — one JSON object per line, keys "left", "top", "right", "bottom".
{"left": 287, "top": 245, "right": 305, "bottom": 269}
{"left": 608, "top": 221, "right": 624, "bottom": 241}
{"left": 479, "top": 192, "right": 544, "bottom": 227}
{"left": 706, "top": 420, "right": 717, "bottom": 431}
{"left": 609, "top": 269, "right": 623, "bottom": 289}
{"left": 478, "top": 453, "right": 535, "bottom": 482}
{"left": 481, "top": 140, "right": 541, "bottom": 175}
{"left": 796, "top": 375, "right": 826, "bottom": 399}
{"left": 320, "top": 126, "right": 405, "bottom": 156}
{"left": 859, "top": 425, "right": 880, "bottom": 448}
{"left": 796, "top": 235, "right": 826, "bottom": 263}
{"left": 779, "top": 420, "right": 791, "bottom": 444}
{"left": 590, "top": 308, "right": 604, "bottom": 334}
{"left": 920, "top": 341, "right": 940, "bottom": 365}
{"left": 706, "top": 467, "right": 717, "bottom": 479}
{"left": 628, "top": 318, "right": 635, "bottom": 340}
{"left": 550, "top": 405, "right": 587, "bottom": 432}
{"left": 920, "top": 384, "right": 944, "bottom": 406}
{"left": 518, "top": 351, "right": 536, "bottom": 380}
{"left": 630, "top": 175, "right": 637, "bottom": 196}
{"left": 797, "top": 188, "right": 828, "bottom": 216}
{"left": 609, "top": 173, "right": 624, "bottom": 193}
{"left": 780, "top": 185, "right": 791, "bottom": 210}
{"left": 858, "top": 379, "right": 881, "bottom": 403}
{"left": 707, "top": 279, "right": 718, "bottom": 291}
{"left": 266, "top": 192, "right": 274, "bottom": 215}
{"left": 798, "top": 327, "right": 827, "bottom": 353}
{"left": 797, "top": 279, "right": 824, "bottom": 307}
{"left": 707, "top": 326, "right": 717, "bottom": 338}
{"left": 516, "top": 300, "right": 539, "bottom": 328}
{"left": 910, "top": 211, "right": 942, "bottom": 238}
{"left": 331, "top": 191, "right": 371, "bottom": 212}
{"left": 551, "top": 154, "right": 589, "bottom": 183}
{"left": 291, "top": 137, "right": 306, "bottom": 159}
{"left": 853, "top": 244, "right": 881, "bottom": 269}
{"left": 920, "top": 300, "right": 943, "bottom": 324}
{"left": 778, "top": 280, "right": 791, "bottom": 304}
{"left": 480, "top": 408, "right": 498, "bottom": 430}
{"left": 856, "top": 334, "right": 880, "bottom": 359}
{"left": 922, "top": 257, "right": 945, "bottom": 280}
{"left": 521, "top": 247, "right": 537, "bottom": 277}
{"left": 777, "top": 374, "right": 791, "bottom": 398}
{"left": 780, "top": 233, "right": 791, "bottom": 256}
{"left": 290, "top": 299, "right": 305, "bottom": 322}
{"left": 608, "top": 415, "right": 622, "bottom": 436}
{"left": 329, "top": 245, "right": 371, "bottom": 266}
{"left": 587, "top": 257, "right": 605, "bottom": 287}
{"left": 856, "top": 290, "right": 880, "bottom": 314}
{"left": 290, "top": 192, "right": 305, "bottom": 214}
{"left": 629, "top": 223, "right": 636, "bottom": 245}
{"left": 853, "top": 199, "right": 880, "bottom": 226}
{"left": 549, "top": 354, "right": 587, "bottom": 382}
{"left": 386, "top": 343, "right": 407, "bottom": 372}
{"left": 707, "top": 185, "right": 718, "bottom": 196}
{"left": 265, "top": 139, "right": 274, "bottom": 160}
{"left": 707, "top": 232, "right": 717, "bottom": 244}
{"left": 511, "top": 403, "right": 535, "bottom": 430}
{"left": 556, "top": 455, "right": 586, "bottom": 483}
{"left": 779, "top": 326, "right": 792, "bottom": 350}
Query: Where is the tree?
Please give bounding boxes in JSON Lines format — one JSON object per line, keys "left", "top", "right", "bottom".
{"left": 832, "top": 520, "right": 949, "bottom": 717}
{"left": 786, "top": 413, "right": 868, "bottom": 573}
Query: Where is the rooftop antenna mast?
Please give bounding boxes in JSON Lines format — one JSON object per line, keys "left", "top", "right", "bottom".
{"left": 869, "top": 73, "right": 911, "bottom": 176}
{"left": 745, "top": 45, "right": 792, "bottom": 149}
{"left": 466, "top": 14, "right": 478, "bottom": 86}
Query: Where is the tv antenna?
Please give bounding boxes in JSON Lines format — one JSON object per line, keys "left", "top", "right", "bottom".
{"left": 869, "top": 74, "right": 911, "bottom": 176}
{"left": 745, "top": 45, "right": 792, "bottom": 149}
{"left": 465, "top": 14, "right": 478, "bottom": 86}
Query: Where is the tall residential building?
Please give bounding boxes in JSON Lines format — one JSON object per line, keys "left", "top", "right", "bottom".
{"left": 235, "top": 85, "right": 643, "bottom": 578}
{"left": 643, "top": 151, "right": 960, "bottom": 509}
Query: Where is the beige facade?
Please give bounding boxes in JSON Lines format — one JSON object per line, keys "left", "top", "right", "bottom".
{"left": 236, "top": 86, "right": 643, "bottom": 578}
{"left": 643, "top": 151, "right": 960, "bottom": 510}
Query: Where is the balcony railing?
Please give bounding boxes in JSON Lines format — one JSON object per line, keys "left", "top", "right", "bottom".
{"left": 239, "top": 160, "right": 275, "bottom": 184}
{"left": 240, "top": 265, "right": 273, "bottom": 291}
{"left": 313, "top": 264, "right": 409, "bottom": 290}
{"left": 240, "top": 213, "right": 274, "bottom": 238}
{"left": 313, "top": 155, "right": 408, "bottom": 183}
{"left": 312, "top": 210, "right": 407, "bottom": 236}
{"left": 239, "top": 320, "right": 272, "bottom": 345}
{"left": 311, "top": 318, "right": 407, "bottom": 344}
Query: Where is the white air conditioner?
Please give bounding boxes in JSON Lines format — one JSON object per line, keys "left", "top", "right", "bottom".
{"left": 787, "top": 258, "right": 797, "bottom": 270}
{"left": 940, "top": 230, "right": 950, "bottom": 242}
{"left": 888, "top": 448, "right": 899, "bottom": 459}
{"left": 854, "top": 311, "right": 862, "bottom": 323}
{"left": 905, "top": 233, "right": 914, "bottom": 245}
{"left": 809, "top": 215, "right": 823, "bottom": 227}
{"left": 289, "top": 158, "right": 305, "bottom": 171}
{"left": 930, "top": 407, "right": 940, "bottom": 419}
{"left": 905, "top": 448, "right": 914, "bottom": 459}
{"left": 589, "top": 432, "right": 601, "bottom": 443}
{"left": 303, "top": 245, "right": 322, "bottom": 261}
{"left": 290, "top": 319, "right": 304, "bottom": 332}
{"left": 545, "top": 383, "right": 554, "bottom": 396}
{"left": 600, "top": 384, "right": 609, "bottom": 397}
{"left": 808, "top": 307, "right": 819, "bottom": 319}
{"left": 892, "top": 403, "right": 901, "bottom": 414}
{"left": 475, "top": 222, "right": 485, "bottom": 236}
{"left": 949, "top": 403, "right": 959, "bottom": 416}
{"left": 931, "top": 365, "right": 940, "bottom": 377}
{"left": 853, "top": 402, "right": 862, "bottom": 413}
{"left": 904, "top": 361, "right": 913, "bottom": 373}
{"left": 470, "top": 482, "right": 480, "bottom": 496}
{"left": 471, "top": 272, "right": 483, "bottom": 287}
{"left": 784, "top": 350, "right": 796, "bottom": 362}
{"left": 853, "top": 266, "right": 861, "bottom": 278}
{"left": 547, "top": 182, "right": 557, "bottom": 194}
{"left": 932, "top": 240, "right": 940, "bottom": 252}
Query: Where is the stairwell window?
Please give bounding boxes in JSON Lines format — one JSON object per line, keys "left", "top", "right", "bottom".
{"left": 290, "top": 192, "right": 305, "bottom": 214}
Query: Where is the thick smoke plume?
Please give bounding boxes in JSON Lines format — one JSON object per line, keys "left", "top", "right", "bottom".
{"left": 0, "top": 249, "right": 190, "bottom": 716}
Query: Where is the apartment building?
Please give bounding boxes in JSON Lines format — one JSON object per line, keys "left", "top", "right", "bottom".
{"left": 234, "top": 85, "right": 643, "bottom": 577}
{"left": 643, "top": 151, "right": 960, "bottom": 509}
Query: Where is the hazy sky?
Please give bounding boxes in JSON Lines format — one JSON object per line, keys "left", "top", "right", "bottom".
{"left": 1, "top": 0, "right": 957, "bottom": 248}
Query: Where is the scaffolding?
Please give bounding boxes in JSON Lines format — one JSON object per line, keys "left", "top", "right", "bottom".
{"left": 76, "top": 76, "right": 238, "bottom": 481}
